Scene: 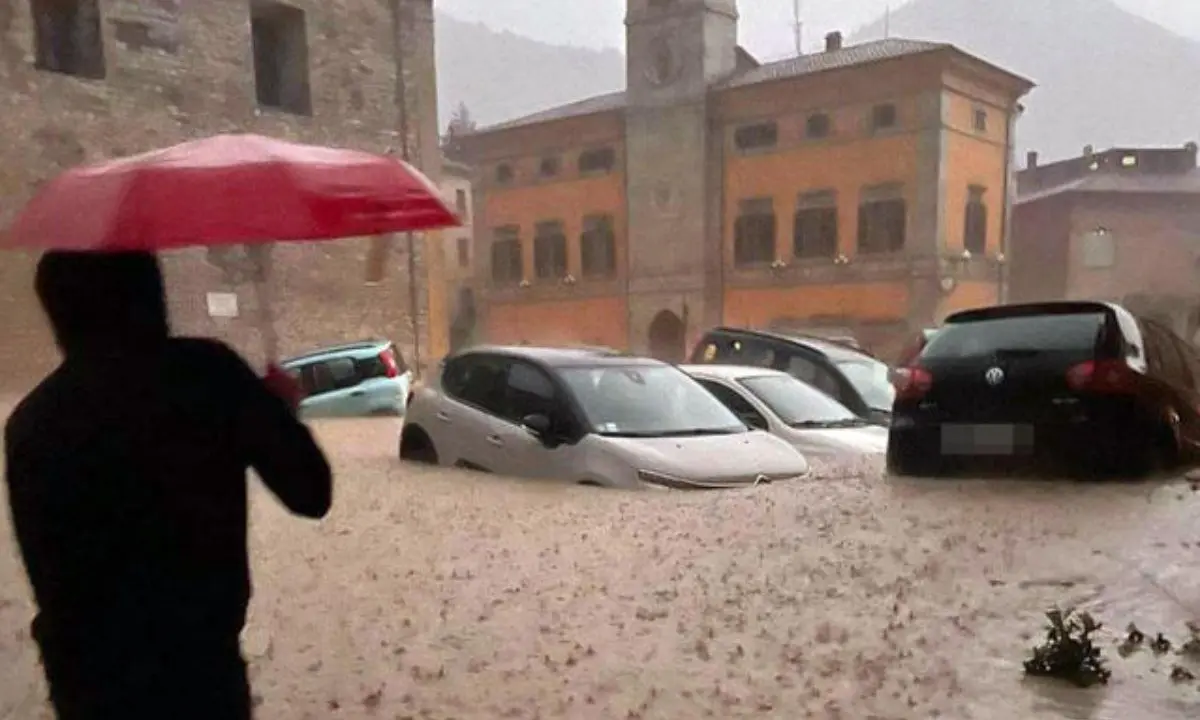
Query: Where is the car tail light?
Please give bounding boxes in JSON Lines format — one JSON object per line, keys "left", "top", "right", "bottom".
{"left": 1066, "top": 359, "right": 1135, "bottom": 393}
{"left": 380, "top": 347, "right": 399, "bottom": 378}
{"left": 892, "top": 365, "right": 933, "bottom": 400}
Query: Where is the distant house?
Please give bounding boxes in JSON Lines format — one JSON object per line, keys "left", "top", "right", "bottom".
{"left": 1010, "top": 143, "right": 1200, "bottom": 340}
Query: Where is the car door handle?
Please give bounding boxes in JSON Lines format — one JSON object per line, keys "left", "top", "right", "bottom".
{"left": 435, "top": 412, "right": 451, "bottom": 423}
{"left": 349, "top": 391, "right": 365, "bottom": 397}
{"left": 487, "top": 435, "right": 504, "bottom": 447}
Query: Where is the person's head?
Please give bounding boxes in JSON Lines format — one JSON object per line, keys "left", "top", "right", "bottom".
{"left": 35, "top": 250, "right": 170, "bottom": 356}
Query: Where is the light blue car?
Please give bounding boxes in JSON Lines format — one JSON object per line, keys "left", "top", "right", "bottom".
{"left": 281, "top": 340, "right": 412, "bottom": 418}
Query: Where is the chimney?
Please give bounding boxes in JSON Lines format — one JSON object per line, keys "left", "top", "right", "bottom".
{"left": 1026, "top": 151, "right": 1038, "bottom": 169}
{"left": 1082, "top": 144, "right": 1094, "bottom": 157}
{"left": 825, "top": 31, "right": 843, "bottom": 52}
{"left": 1186, "top": 141, "right": 1198, "bottom": 168}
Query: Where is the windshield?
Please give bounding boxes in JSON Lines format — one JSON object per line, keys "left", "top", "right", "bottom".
{"left": 835, "top": 358, "right": 895, "bottom": 410}
{"left": 738, "top": 375, "right": 861, "bottom": 427}
{"left": 559, "top": 365, "right": 746, "bottom": 437}
{"left": 923, "top": 312, "right": 1105, "bottom": 359}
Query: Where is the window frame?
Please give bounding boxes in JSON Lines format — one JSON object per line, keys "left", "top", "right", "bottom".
{"left": 490, "top": 226, "right": 522, "bottom": 285}
{"left": 793, "top": 190, "right": 839, "bottom": 259}
{"left": 580, "top": 214, "right": 617, "bottom": 279}
{"left": 733, "top": 197, "right": 777, "bottom": 267}
{"left": 533, "top": 220, "right": 568, "bottom": 280}
{"left": 733, "top": 122, "right": 779, "bottom": 152}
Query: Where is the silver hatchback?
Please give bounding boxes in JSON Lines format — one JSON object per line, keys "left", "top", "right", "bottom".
{"left": 399, "top": 347, "right": 810, "bottom": 489}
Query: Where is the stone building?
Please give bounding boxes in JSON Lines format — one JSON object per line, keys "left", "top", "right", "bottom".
{"left": 439, "top": 157, "right": 478, "bottom": 351}
{"left": 459, "top": 0, "right": 1033, "bottom": 362}
{"left": 0, "top": 0, "right": 448, "bottom": 388}
{"left": 1011, "top": 143, "right": 1200, "bottom": 341}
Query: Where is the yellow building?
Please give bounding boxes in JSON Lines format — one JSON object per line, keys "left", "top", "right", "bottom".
{"left": 461, "top": 0, "right": 1034, "bottom": 360}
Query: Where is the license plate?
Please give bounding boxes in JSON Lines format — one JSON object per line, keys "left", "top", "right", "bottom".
{"left": 941, "top": 423, "right": 1033, "bottom": 455}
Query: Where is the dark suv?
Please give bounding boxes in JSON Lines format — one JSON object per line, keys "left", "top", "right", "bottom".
{"left": 690, "top": 327, "right": 895, "bottom": 425}
{"left": 888, "top": 301, "right": 1200, "bottom": 477}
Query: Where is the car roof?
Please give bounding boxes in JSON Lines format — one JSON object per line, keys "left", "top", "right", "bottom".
{"left": 702, "top": 326, "right": 875, "bottom": 363}
{"left": 451, "top": 345, "right": 665, "bottom": 369}
{"left": 678, "top": 364, "right": 790, "bottom": 381}
{"left": 281, "top": 339, "right": 392, "bottom": 365}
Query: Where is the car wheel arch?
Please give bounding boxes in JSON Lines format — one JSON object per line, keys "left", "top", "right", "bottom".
{"left": 399, "top": 424, "right": 439, "bottom": 463}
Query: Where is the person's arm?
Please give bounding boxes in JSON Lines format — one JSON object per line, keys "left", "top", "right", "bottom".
{"left": 204, "top": 343, "right": 333, "bottom": 518}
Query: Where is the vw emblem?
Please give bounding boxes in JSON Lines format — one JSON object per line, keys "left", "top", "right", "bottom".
{"left": 985, "top": 367, "right": 1005, "bottom": 386}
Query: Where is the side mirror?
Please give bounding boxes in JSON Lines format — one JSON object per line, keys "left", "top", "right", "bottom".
{"left": 521, "top": 413, "right": 552, "bottom": 438}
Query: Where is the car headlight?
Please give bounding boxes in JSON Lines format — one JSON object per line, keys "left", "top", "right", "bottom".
{"left": 636, "top": 470, "right": 688, "bottom": 490}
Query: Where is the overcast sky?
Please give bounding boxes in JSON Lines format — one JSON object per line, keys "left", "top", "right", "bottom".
{"left": 436, "top": 0, "right": 1200, "bottom": 59}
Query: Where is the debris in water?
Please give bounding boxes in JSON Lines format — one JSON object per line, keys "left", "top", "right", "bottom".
{"left": 1151, "top": 633, "right": 1173, "bottom": 655}
{"left": 1023, "top": 607, "right": 1111, "bottom": 688}
{"left": 1117, "top": 623, "right": 1146, "bottom": 658}
{"left": 1179, "top": 622, "right": 1200, "bottom": 660}
{"left": 1169, "top": 665, "right": 1196, "bottom": 683}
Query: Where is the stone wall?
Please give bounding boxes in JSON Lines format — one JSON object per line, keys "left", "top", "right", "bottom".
{"left": 0, "top": 0, "right": 441, "bottom": 388}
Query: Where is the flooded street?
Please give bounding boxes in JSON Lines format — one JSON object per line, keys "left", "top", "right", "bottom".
{"left": 2, "top": 416, "right": 1199, "bottom": 718}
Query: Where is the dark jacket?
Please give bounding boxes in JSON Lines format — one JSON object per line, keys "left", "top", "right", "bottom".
{"left": 4, "top": 251, "right": 332, "bottom": 717}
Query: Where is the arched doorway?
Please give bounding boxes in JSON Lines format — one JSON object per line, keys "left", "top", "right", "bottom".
{"left": 647, "top": 309, "right": 686, "bottom": 363}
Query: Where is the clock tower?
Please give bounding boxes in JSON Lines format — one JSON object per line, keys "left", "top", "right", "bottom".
{"left": 623, "top": 0, "right": 738, "bottom": 359}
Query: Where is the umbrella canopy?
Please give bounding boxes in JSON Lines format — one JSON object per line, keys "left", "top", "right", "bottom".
{"left": 2, "top": 133, "right": 461, "bottom": 251}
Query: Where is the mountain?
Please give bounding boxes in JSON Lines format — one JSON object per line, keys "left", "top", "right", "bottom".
{"left": 432, "top": 0, "right": 1200, "bottom": 162}
{"left": 850, "top": 0, "right": 1200, "bottom": 161}
{"left": 434, "top": 13, "right": 624, "bottom": 133}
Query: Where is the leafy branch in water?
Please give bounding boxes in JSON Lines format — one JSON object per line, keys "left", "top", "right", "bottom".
{"left": 1023, "top": 607, "right": 1112, "bottom": 688}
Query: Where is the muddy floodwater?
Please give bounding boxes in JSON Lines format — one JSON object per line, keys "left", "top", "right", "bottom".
{"left": 2, "top": 416, "right": 1199, "bottom": 718}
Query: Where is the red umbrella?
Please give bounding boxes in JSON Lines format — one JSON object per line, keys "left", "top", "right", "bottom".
{"left": 2, "top": 133, "right": 460, "bottom": 251}
{"left": 2, "top": 134, "right": 461, "bottom": 364}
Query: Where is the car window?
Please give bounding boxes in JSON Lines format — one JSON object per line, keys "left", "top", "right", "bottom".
{"left": 738, "top": 374, "right": 859, "bottom": 426}
{"left": 559, "top": 365, "right": 745, "bottom": 437}
{"left": 696, "top": 379, "right": 768, "bottom": 429}
{"left": 503, "top": 361, "right": 558, "bottom": 422}
{"left": 781, "top": 352, "right": 841, "bottom": 397}
{"left": 695, "top": 335, "right": 777, "bottom": 367}
{"left": 309, "top": 357, "right": 359, "bottom": 395}
{"left": 442, "top": 354, "right": 509, "bottom": 416}
{"left": 924, "top": 312, "right": 1106, "bottom": 358}
{"left": 834, "top": 358, "right": 895, "bottom": 410}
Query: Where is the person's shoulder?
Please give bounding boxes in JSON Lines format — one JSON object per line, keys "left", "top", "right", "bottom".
{"left": 4, "top": 371, "right": 65, "bottom": 447}
{"left": 168, "top": 337, "right": 259, "bottom": 382}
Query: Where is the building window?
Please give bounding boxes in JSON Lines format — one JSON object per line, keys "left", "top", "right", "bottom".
{"left": 734, "top": 198, "right": 776, "bottom": 267}
{"left": 870, "top": 103, "right": 897, "bottom": 132}
{"left": 857, "top": 184, "right": 906, "bottom": 254}
{"left": 963, "top": 185, "right": 987, "bottom": 255}
{"left": 579, "top": 147, "right": 616, "bottom": 174}
{"left": 31, "top": 0, "right": 106, "bottom": 79}
{"left": 581, "top": 214, "right": 617, "bottom": 279}
{"left": 805, "top": 112, "right": 832, "bottom": 139}
{"left": 973, "top": 108, "right": 988, "bottom": 133}
{"left": 456, "top": 236, "right": 470, "bottom": 268}
{"left": 454, "top": 189, "right": 469, "bottom": 220}
{"left": 534, "top": 221, "right": 567, "bottom": 280}
{"left": 794, "top": 190, "right": 838, "bottom": 259}
{"left": 1082, "top": 228, "right": 1115, "bottom": 269}
{"left": 733, "top": 122, "right": 778, "bottom": 152}
{"left": 490, "top": 226, "right": 522, "bottom": 285}
{"left": 495, "top": 163, "right": 514, "bottom": 184}
{"left": 251, "top": 0, "right": 312, "bottom": 116}
{"left": 538, "top": 156, "right": 560, "bottom": 178}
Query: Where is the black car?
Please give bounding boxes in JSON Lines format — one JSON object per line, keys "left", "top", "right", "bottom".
{"left": 690, "top": 327, "right": 895, "bottom": 425}
{"left": 888, "top": 301, "right": 1200, "bottom": 477}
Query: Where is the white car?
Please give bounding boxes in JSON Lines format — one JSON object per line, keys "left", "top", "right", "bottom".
{"left": 399, "top": 346, "right": 811, "bottom": 489}
{"left": 681, "top": 365, "right": 888, "bottom": 459}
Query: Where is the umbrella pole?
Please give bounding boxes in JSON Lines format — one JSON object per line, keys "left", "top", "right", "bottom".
{"left": 247, "top": 244, "right": 279, "bottom": 367}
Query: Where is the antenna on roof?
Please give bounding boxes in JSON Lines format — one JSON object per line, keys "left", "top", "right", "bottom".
{"left": 792, "top": 0, "right": 803, "bottom": 56}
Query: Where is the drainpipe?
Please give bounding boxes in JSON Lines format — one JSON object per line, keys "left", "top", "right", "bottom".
{"left": 391, "top": 0, "right": 421, "bottom": 376}
{"left": 998, "top": 102, "right": 1022, "bottom": 305}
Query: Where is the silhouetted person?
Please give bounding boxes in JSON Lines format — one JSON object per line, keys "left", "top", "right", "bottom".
{"left": 4, "top": 251, "right": 332, "bottom": 719}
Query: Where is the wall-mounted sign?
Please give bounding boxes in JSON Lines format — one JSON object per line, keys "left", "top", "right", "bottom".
{"left": 206, "top": 292, "right": 239, "bottom": 318}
